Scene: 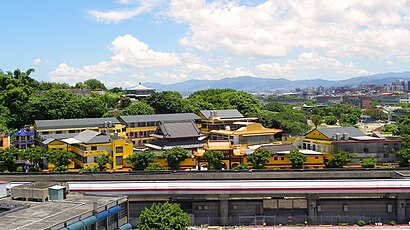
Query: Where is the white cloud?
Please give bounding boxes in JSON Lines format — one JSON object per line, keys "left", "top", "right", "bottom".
{"left": 154, "top": 71, "right": 188, "bottom": 80}
{"left": 168, "top": 0, "right": 410, "bottom": 60}
{"left": 33, "top": 58, "right": 42, "bottom": 65}
{"left": 48, "top": 62, "right": 122, "bottom": 82}
{"left": 49, "top": 34, "right": 183, "bottom": 83}
{"left": 88, "top": 1, "right": 155, "bottom": 23}
{"left": 256, "top": 52, "right": 369, "bottom": 79}
{"left": 111, "top": 34, "right": 181, "bottom": 68}
{"left": 117, "top": 0, "right": 131, "bottom": 4}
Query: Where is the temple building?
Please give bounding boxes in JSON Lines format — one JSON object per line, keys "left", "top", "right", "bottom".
{"left": 11, "top": 128, "right": 34, "bottom": 149}
{"left": 124, "top": 82, "right": 155, "bottom": 101}
{"left": 195, "top": 123, "right": 283, "bottom": 170}
{"left": 145, "top": 120, "right": 205, "bottom": 150}
{"left": 198, "top": 109, "right": 257, "bottom": 133}
{"left": 117, "top": 113, "right": 201, "bottom": 147}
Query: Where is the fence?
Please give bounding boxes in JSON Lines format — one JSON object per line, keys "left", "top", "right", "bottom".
{"left": 191, "top": 215, "right": 392, "bottom": 227}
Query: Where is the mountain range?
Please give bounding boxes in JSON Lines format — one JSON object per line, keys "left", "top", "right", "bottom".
{"left": 144, "top": 71, "right": 410, "bottom": 94}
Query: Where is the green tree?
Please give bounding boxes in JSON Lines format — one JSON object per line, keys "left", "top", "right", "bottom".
{"left": 117, "top": 96, "right": 131, "bottom": 109}
{"left": 397, "top": 114, "right": 410, "bottom": 135}
{"left": 126, "top": 151, "right": 156, "bottom": 170}
{"left": 0, "top": 147, "right": 19, "bottom": 172}
{"left": 145, "top": 91, "right": 184, "bottom": 114}
{"left": 340, "top": 114, "right": 359, "bottom": 126}
{"left": 162, "top": 147, "right": 190, "bottom": 170}
{"left": 23, "top": 89, "right": 87, "bottom": 123}
{"left": 83, "top": 95, "right": 109, "bottom": 118}
{"left": 46, "top": 149, "right": 75, "bottom": 172}
{"left": 326, "top": 151, "right": 354, "bottom": 168}
{"left": 311, "top": 115, "right": 322, "bottom": 128}
{"left": 121, "top": 102, "right": 155, "bottom": 116}
{"left": 245, "top": 148, "right": 272, "bottom": 169}
{"left": 204, "top": 151, "right": 224, "bottom": 170}
{"left": 363, "top": 109, "right": 387, "bottom": 121}
{"left": 360, "top": 157, "right": 376, "bottom": 168}
{"left": 74, "top": 82, "right": 91, "bottom": 89}
{"left": 233, "top": 163, "right": 249, "bottom": 170}
{"left": 94, "top": 154, "right": 112, "bottom": 171}
{"left": 187, "top": 89, "right": 261, "bottom": 115}
{"left": 382, "top": 124, "right": 398, "bottom": 134}
{"left": 324, "top": 115, "right": 338, "bottom": 125}
{"left": 21, "top": 147, "right": 47, "bottom": 167}
{"left": 144, "top": 162, "right": 167, "bottom": 171}
{"left": 286, "top": 150, "right": 307, "bottom": 169}
{"left": 137, "top": 202, "right": 190, "bottom": 230}
{"left": 398, "top": 135, "right": 410, "bottom": 166}
{"left": 83, "top": 79, "right": 107, "bottom": 90}
{"left": 109, "top": 87, "right": 124, "bottom": 94}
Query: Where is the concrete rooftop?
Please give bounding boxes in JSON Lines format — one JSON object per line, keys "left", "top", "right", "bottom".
{"left": 0, "top": 193, "right": 123, "bottom": 230}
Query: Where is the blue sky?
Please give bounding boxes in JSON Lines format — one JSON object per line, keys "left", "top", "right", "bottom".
{"left": 1, "top": 0, "right": 410, "bottom": 87}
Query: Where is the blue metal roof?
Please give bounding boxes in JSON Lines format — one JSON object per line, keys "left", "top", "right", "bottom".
{"left": 81, "top": 216, "right": 97, "bottom": 226}
{"left": 108, "top": 205, "right": 122, "bottom": 214}
{"left": 11, "top": 128, "right": 34, "bottom": 137}
{"left": 97, "top": 210, "right": 110, "bottom": 220}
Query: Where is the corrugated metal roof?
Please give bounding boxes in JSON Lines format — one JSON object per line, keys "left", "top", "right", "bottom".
{"left": 316, "top": 127, "right": 365, "bottom": 138}
{"left": 199, "top": 109, "right": 244, "bottom": 119}
{"left": 35, "top": 117, "right": 120, "bottom": 130}
{"left": 118, "top": 113, "right": 201, "bottom": 123}
{"left": 261, "top": 144, "right": 298, "bottom": 153}
{"left": 40, "top": 133, "right": 77, "bottom": 140}
{"left": 61, "top": 130, "right": 110, "bottom": 145}
{"left": 74, "top": 130, "right": 110, "bottom": 144}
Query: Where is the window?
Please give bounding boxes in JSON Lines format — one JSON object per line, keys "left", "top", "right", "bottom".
{"left": 343, "top": 204, "right": 348, "bottom": 212}
{"left": 384, "top": 143, "right": 389, "bottom": 149}
{"left": 116, "top": 156, "right": 123, "bottom": 166}
{"left": 91, "top": 146, "right": 97, "bottom": 151}
{"left": 387, "top": 204, "right": 393, "bottom": 213}
{"left": 56, "top": 131, "right": 62, "bottom": 134}
{"left": 303, "top": 143, "right": 306, "bottom": 149}
{"left": 363, "top": 148, "right": 369, "bottom": 153}
{"left": 384, "top": 153, "right": 389, "bottom": 158}
{"left": 312, "top": 145, "right": 316, "bottom": 151}
{"left": 280, "top": 157, "right": 285, "bottom": 160}
{"left": 274, "top": 157, "right": 278, "bottom": 161}
{"left": 69, "top": 130, "right": 76, "bottom": 133}
{"left": 315, "top": 157, "right": 319, "bottom": 159}
{"left": 317, "top": 205, "right": 321, "bottom": 212}
{"left": 115, "top": 146, "right": 123, "bottom": 153}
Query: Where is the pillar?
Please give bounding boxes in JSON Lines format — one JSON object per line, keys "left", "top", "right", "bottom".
{"left": 307, "top": 195, "right": 318, "bottom": 225}
{"left": 219, "top": 195, "right": 229, "bottom": 226}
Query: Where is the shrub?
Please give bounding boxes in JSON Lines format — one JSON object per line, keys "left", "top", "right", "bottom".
{"left": 357, "top": 220, "right": 366, "bottom": 226}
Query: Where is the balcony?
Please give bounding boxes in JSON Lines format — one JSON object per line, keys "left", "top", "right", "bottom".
{"left": 69, "top": 146, "right": 109, "bottom": 157}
